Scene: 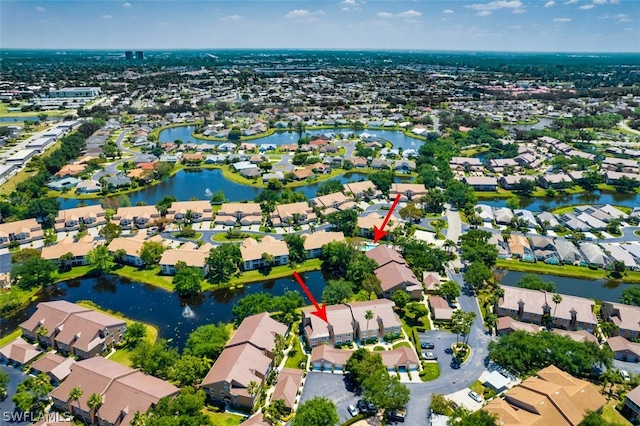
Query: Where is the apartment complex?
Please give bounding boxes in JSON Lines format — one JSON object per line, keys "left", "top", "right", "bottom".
{"left": 0, "top": 218, "right": 43, "bottom": 248}
{"left": 112, "top": 205, "right": 161, "bottom": 229}
{"left": 239, "top": 236, "right": 289, "bottom": 271}
{"left": 166, "top": 200, "right": 213, "bottom": 222}
{"left": 215, "top": 202, "right": 262, "bottom": 226}
{"left": 54, "top": 205, "right": 107, "bottom": 231}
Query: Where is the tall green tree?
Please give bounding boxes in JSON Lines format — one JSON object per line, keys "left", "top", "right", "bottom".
{"left": 206, "top": 243, "right": 242, "bottom": 283}
{"left": 284, "top": 234, "right": 306, "bottom": 264}
{"left": 438, "top": 280, "right": 461, "bottom": 303}
{"left": 292, "top": 397, "right": 339, "bottom": 426}
{"left": 321, "top": 279, "right": 354, "bottom": 305}
{"left": 11, "top": 254, "right": 56, "bottom": 290}
{"left": 87, "top": 245, "right": 112, "bottom": 273}
{"left": 185, "top": 323, "right": 230, "bottom": 360}
{"left": 620, "top": 286, "right": 640, "bottom": 306}
{"left": 173, "top": 266, "right": 203, "bottom": 297}
{"left": 362, "top": 369, "right": 410, "bottom": 413}
{"left": 139, "top": 240, "right": 166, "bottom": 266}
{"left": 123, "top": 322, "right": 147, "bottom": 348}
{"left": 517, "top": 274, "right": 556, "bottom": 292}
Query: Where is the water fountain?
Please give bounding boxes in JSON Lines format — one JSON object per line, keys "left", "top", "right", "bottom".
{"left": 182, "top": 305, "right": 195, "bottom": 318}
{"left": 204, "top": 188, "right": 212, "bottom": 197}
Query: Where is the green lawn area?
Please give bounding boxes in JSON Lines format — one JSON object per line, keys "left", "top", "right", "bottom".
{"left": 284, "top": 332, "right": 305, "bottom": 370}
{"left": 110, "top": 265, "right": 174, "bottom": 291}
{"left": 75, "top": 300, "right": 159, "bottom": 367}
{"left": 226, "top": 258, "right": 322, "bottom": 287}
{"left": 419, "top": 362, "right": 440, "bottom": 382}
{"left": 0, "top": 286, "right": 41, "bottom": 318}
{"left": 601, "top": 401, "right": 632, "bottom": 426}
{"left": 495, "top": 259, "right": 640, "bottom": 283}
{"left": 392, "top": 341, "right": 411, "bottom": 350}
{"left": 202, "top": 409, "right": 244, "bottom": 426}
{"left": 0, "top": 329, "right": 22, "bottom": 347}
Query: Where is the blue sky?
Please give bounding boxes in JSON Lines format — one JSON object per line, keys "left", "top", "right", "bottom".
{"left": 2, "top": 0, "right": 638, "bottom": 52}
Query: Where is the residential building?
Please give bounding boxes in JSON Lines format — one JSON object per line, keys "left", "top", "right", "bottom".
{"left": 449, "top": 157, "right": 483, "bottom": 171}
{"left": 357, "top": 213, "right": 400, "bottom": 238}
{"left": 606, "top": 336, "right": 640, "bottom": 363}
{"left": 464, "top": 176, "right": 498, "bottom": 191}
{"left": 508, "top": 234, "right": 534, "bottom": 260}
{"left": 621, "top": 385, "right": 640, "bottom": 423}
{"left": 215, "top": 202, "right": 263, "bottom": 226}
{"left": 311, "top": 345, "right": 419, "bottom": 371}
{"left": 271, "top": 368, "right": 303, "bottom": 411}
{"left": 343, "top": 180, "right": 382, "bottom": 200}
{"left": 20, "top": 300, "right": 91, "bottom": 347}
{"left": 50, "top": 357, "right": 178, "bottom": 425}
{"left": 389, "top": 183, "right": 427, "bottom": 201}
{"left": 483, "top": 365, "right": 605, "bottom": 426}
{"left": 601, "top": 244, "right": 638, "bottom": 270}
{"left": 554, "top": 239, "right": 585, "bottom": 265}
{"left": 240, "top": 236, "right": 289, "bottom": 271}
{"left": 429, "top": 295, "right": 455, "bottom": 322}
{"left": 54, "top": 205, "right": 107, "bottom": 232}
{"left": 579, "top": 242, "right": 610, "bottom": 268}
{"left": 374, "top": 261, "right": 422, "bottom": 299}
{"left": 0, "top": 337, "right": 42, "bottom": 366}
{"left": 496, "top": 316, "right": 541, "bottom": 336}
{"left": 29, "top": 352, "right": 75, "bottom": 384}
{"left": 107, "top": 234, "right": 164, "bottom": 267}
{"left": 423, "top": 271, "right": 444, "bottom": 292}
{"left": 112, "top": 205, "right": 161, "bottom": 229}
{"left": 493, "top": 207, "right": 514, "bottom": 224}
{"left": 303, "top": 231, "right": 345, "bottom": 259}
{"left": 301, "top": 300, "right": 401, "bottom": 347}
{"left": 310, "top": 192, "right": 354, "bottom": 213}
{"left": 225, "top": 313, "right": 288, "bottom": 359}
{"left": 159, "top": 242, "right": 211, "bottom": 275}
{"left": 0, "top": 218, "right": 43, "bottom": 248}
{"left": 166, "top": 200, "right": 213, "bottom": 223}
{"left": 271, "top": 202, "right": 316, "bottom": 227}
{"left": 496, "top": 286, "right": 597, "bottom": 332}
{"left": 602, "top": 157, "right": 638, "bottom": 173}
{"left": 551, "top": 329, "right": 598, "bottom": 344}
{"left": 601, "top": 302, "right": 640, "bottom": 340}
{"left": 538, "top": 173, "right": 573, "bottom": 189}
{"left": 41, "top": 236, "right": 99, "bottom": 267}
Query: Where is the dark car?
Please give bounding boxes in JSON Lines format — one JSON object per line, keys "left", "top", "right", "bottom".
{"left": 367, "top": 402, "right": 378, "bottom": 413}
{"left": 420, "top": 342, "right": 435, "bottom": 349}
{"left": 387, "top": 411, "right": 406, "bottom": 423}
{"left": 357, "top": 400, "right": 368, "bottom": 414}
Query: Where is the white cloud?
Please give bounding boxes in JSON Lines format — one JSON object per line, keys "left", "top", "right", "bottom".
{"left": 342, "top": 0, "right": 356, "bottom": 4}
{"left": 285, "top": 9, "right": 325, "bottom": 19}
{"left": 553, "top": 17, "right": 572, "bottom": 21}
{"left": 563, "top": 0, "right": 578, "bottom": 4}
{"left": 376, "top": 10, "right": 422, "bottom": 18}
{"left": 592, "top": 0, "right": 607, "bottom": 4}
{"left": 123, "top": 2, "right": 132, "bottom": 7}
{"left": 477, "top": 10, "right": 492, "bottom": 16}
{"left": 35, "top": 5, "right": 45, "bottom": 12}
{"left": 544, "top": 1, "right": 555, "bottom": 7}
{"left": 615, "top": 13, "right": 633, "bottom": 21}
{"left": 610, "top": 0, "right": 620, "bottom": 3}
{"left": 219, "top": 14, "right": 243, "bottom": 22}
{"left": 579, "top": 4, "right": 595, "bottom": 9}
{"left": 467, "top": 1, "right": 522, "bottom": 11}
{"left": 443, "top": 9, "right": 454, "bottom": 14}
{"left": 101, "top": 14, "right": 113, "bottom": 19}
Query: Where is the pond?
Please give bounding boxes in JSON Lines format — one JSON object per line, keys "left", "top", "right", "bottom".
{"left": 57, "top": 170, "right": 410, "bottom": 209}
{"left": 0, "top": 270, "right": 328, "bottom": 349}
{"left": 0, "top": 116, "right": 40, "bottom": 122}
{"left": 159, "top": 126, "right": 425, "bottom": 150}
{"left": 499, "top": 270, "right": 635, "bottom": 301}
{"left": 503, "top": 117, "right": 554, "bottom": 132}
{"left": 481, "top": 190, "right": 640, "bottom": 211}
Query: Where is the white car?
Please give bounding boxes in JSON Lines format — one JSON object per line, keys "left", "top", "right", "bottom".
{"left": 468, "top": 391, "right": 483, "bottom": 403}
{"left": 621, "top": 370, "right": 631, "bottom": 381}
{"left": 348, "top": 405, "right": 359, "bottom": 417}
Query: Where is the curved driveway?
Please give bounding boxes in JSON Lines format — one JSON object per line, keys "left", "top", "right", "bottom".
{"left": 92, "top": 128, "right": 137, "bottom": 180}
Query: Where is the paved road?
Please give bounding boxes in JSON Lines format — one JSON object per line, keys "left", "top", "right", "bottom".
{"left": 92, "top": 128, "right": 135, "bottom": 180}
{"left": 298, "top": 373, "right": 362, "bottom": 424}
{"left": 272, "top": 154, "right": 294, "bottom": 172}
{"left": 0, "top": 365, "right": 30, "bottom": 426}
{"left": 445, "top": 205, "right": 462, "bottom": 245}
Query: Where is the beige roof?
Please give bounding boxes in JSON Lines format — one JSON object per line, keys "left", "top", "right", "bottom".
{"left": 607, "top": 336, "right": 640, "bottom": 357}
{"left": 54, "top": 310, "right": 125, "bottom": 352}
{"left": 311, "top": 345, "right": 417, "bottom": 369}
{"left": 218, "top": 202, "right": 262, "bottom": 216}
{"left": 240, "top": 235, "right": 289, "bottom": 261}
{"left": 357, "top": 212, "right": 400, "bottom": 232}
{"left": 365, "top": 245, "right": 405, "bottom": 267}
{"left": 343, "top": 180, "right": 377, "bottom": 195}
{"left": 552, "top": 329, "right": 598, "bottom": 344}
{"left": 303, "top": 231, "right": 345, "bottom": 251}
{"left": 168, "top": 200, "right": 212, "bottom": 213}
{"left": 627, "top": 385, "right": 640, "bottom": 407}
{"left": 159, "top": 247, "right": 209, "bottom": 268}
{"left": 0, "top": 337, "right": 42, "bottom": 364}
{"left": 113, "top": 205, "right": 160, "bottom": 220}
{"left": 107, "top": 237, "right": 147, "bottom": 257}
{"left": 374, "top": 261, "right": 420, "bottom": 293}
{"left": 312, "top": 192, "right": 351, "bottom": 208}
{"left": 391, "top": 183, "right": 427, "bottom": 195}
{"left": 422, "top": 271, "right": 442, "bottom": 291}
{"left": 484, "top": 365, "right": 605, "bottom": 426}
{"left": 350, "top": 299, "right": 402, "bottom": 331}
{"left": 429, "top": 295, "right": 455, "bottom": 321}
{"left": 20, "top": 301, "right": 91, "bottom": 339}
{"left": 55, "top": 205, "right": 105, "bottom": 222}
{"left": 41, "top": 236, "right": 100, "bottom": 260}
{"left": 603, "top": 301, "right": 640, "bottom": 333}
{"left": 30, "top": 352, "right": 76, "bottom": 382}
{"left": 241, "top": 413, "right": 270, "bottom": 426}
{"left": 508, "top": 234, "right": 530, "bottom": 257}
{"left": 379, "top": 346, "right": 420, "bottom": 367}
{"left": 0, "top": 218, "right": 42, "bottom": 238}
{"left": 201, "top": 343, "right": 271, "bottom": 391}
{"left": 497, "top": 316, "right": 541, "bottom": 333}
{"left": 274, "top": 202, "right": 312, "bottom": 219}
{"left": 304, "top": 304, "right": 354, "bottom": 339}
{"left": 271, "top": 368, "right": 303, "bottom": 409}
{"left": 50, "top": 357, "right": 177, "bottom": 424}
{"left": 226, "top": 312, "right": 288, "bottom": 354}
{"left": 310, "top": 345, "right": 352, "bottom": 365}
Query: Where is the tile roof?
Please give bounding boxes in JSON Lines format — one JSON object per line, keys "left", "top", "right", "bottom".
{"left": 226, "top": 312, "right": 288, "bottom": 354}
{"left": 0, "top": 337, "right": 42, "bottom": 364}
{"left": 271, "top": 368, "right": 303, "bottom": 409}
{"left": 365, "top": 245, "right": 405, "bottom": 267}
{"left": 240, "top": 235, "right": 289, "bottom": 261}
{"left": 302, "top": 231, "right": 345, "bottom": 251}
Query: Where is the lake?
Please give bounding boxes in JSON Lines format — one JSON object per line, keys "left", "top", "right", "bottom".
{"left": 499, "top": 270, "right": 635, "bottom": 301}
{"left": 0, "top": 270, "right": 328, "bottom": 349}
{"left": 159, "top": 126, "right": 425, "bottom": 150}
{"left": 57, "top": 170, "right": 409, "bottom": 209}
{"left": 0, "top": 116, "right": 40, "bottom": 122}
{"left": 481, "top": 190, "right": 640, "bottom": 211}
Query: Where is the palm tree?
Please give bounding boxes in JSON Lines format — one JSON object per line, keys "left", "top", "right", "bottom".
{"left": 552, "top": 294, "right": 563, "bottom": 319}
{"left": 443, "top": 239, "right": 455, "bottom": 253}
{"left": 68, "top": 386, "right": 83, "bottom": 420}
{"left": 87, "top": 393, "right": 102, "bottom": 425}
{"left": 114, "top": 248, "right": 127, "bottom": 266}
{"left": 247, "top": 380, "right": 260, "bottom": 401}
{"left": 130, "top": 411, "right": 147, "bottom": 426}
{"left": 364, "top": 310, "right": 374, "bottom": 341}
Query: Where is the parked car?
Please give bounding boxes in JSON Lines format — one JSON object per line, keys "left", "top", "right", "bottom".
{"left": 421, "top": 342, "right": 435, "bottom": 349}
{"left": 621, "top": 370, "right": 631, "bottom": 382}
{"left": 468, "top": 390, "right": 483, "bottom": 403}
{"left": 387, "top": 411, "right": 406, "bottom": 423}
{"left": 357, "top": 400, "right": 368, "bottom": 414}
{"left": 348, "top": 404, "right": 359, "bottom": 417}
{"left": 423, "top": 351, "right": 438, "bottom": 360}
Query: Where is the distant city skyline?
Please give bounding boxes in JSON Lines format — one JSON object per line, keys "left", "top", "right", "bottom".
{"left": 1, "top": 0, "right": 638, "bottom": 52}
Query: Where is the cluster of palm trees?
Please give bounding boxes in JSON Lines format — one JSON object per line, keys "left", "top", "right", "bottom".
{"left": 67, "top": 387, "right": 102, "bottom": 425}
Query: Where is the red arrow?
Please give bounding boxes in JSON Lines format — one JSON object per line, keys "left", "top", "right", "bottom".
{"left": 373, "top": 193, "right": 402, "bottom": 243}
{"left": 293, "top": 271, "right": 328, "bottom": 323}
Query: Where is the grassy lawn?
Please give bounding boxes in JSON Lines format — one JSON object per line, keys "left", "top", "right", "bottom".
{"left": 495, "top": 259, "right": 640, "bottom": 283}
{"left": 284, "top": 332, "right": 305, "bottom": 370}
{"left": 202, "top": 408, "right": 244, "bottom": 426}
{"left": 475, "top": 189, "right": 515, "bottom": 199}
{"left": 0, "top": 286, "right": 41, "bottom": 318}
{"left": 110, "top": 265, "right": 174, "bottom": 291}
{"left": 392, "top": 341, "right": 411, "bottom": 350}
{"left": 225, "top": 258, "right": 322, "bottom": 287}
{"left": 0, "top": 329, "right": 22, "bottom": 347}
{"left": 75, "top": 300, "right": 159, "bottom": 367}
{"left": 419, "top": 362, "right": 440, "bottom": 382}
{"left": 53, "top": 265, "right": 95, "bottom": 282}
{"left": 601, "top": 401, "right": 632, "bottom": 426}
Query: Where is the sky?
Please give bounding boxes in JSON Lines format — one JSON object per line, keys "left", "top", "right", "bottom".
{"left": 1, "top": 0, "right": 639, "bottom": 52}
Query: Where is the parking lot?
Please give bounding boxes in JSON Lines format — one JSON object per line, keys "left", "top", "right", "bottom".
{"left": 297, "top": 372, "right": 362, "bottom": 423}
{"left": 0, "top": 364, "right": 30, "bottom": 426}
